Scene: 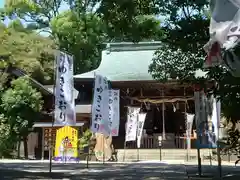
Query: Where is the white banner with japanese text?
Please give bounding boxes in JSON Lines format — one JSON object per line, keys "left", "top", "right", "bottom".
{"left": 125, "top": 107, "right": 140, "bottom": 142}
{"left": 91, "top": 74, "right": 110, "bottom": 135}
{"left": 137, "top": 113, "right": 146, "bottom": 148}
{"left": 55, "top": 51, "right": 76, "bottom": 126}
{"left": 108, "top": 89, "right": 120, "bottom": 137}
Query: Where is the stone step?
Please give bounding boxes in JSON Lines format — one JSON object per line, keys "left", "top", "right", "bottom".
{"left": 116, "top": 149, "right": 212, "bottom": 162}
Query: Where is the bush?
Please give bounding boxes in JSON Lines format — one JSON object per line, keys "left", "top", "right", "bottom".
{"left": 78, "top": 129, "right": 93, "bottom": 151}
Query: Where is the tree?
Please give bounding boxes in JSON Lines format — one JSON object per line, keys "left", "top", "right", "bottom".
{"left": 149, "top": 45, "right": 205, "bottom": 83}
{"left": 0, "top": 20, "right": 55, "bottom": 84}
{"left": 148, "top": 1, "right": 240, "bottom": 153}
{"left": 3, "top": 0, "right": 163, "bottom": 74}
{"left": 156, "top": 0, "right": 209, "bottom": 53}
{"left": 0, "top": 115, "right": 15, "bottom": 157}
{"left": 50, "top": 10, "right": 107, "bottom": 73}
{"left": 1, "top": 77, "right": 43, "bottom": 158}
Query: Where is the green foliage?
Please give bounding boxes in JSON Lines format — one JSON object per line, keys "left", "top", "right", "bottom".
{"left": 50, "top": 10, "right": 106, "bottom": 73}
{"left": 79, "top": 129, "right": 92, "bottom": 150}
{"left": 3, "top": 0, "right": 164, "bottom": 74}
{"left": 149, "top": 1, "right": 210, "bottom": 85}
{"left": 149, "top": 45, "right": 205, "bottom": 83}
{"left": 1, "top": 77, "right": 43, "bottom": 136}
{"left": 0, "top": 21, "right": 55, "bottom": 84}
{"left": 147, "top": 0, "right": 240, "bottom": 150}
{"left": 157, "top": 0, "right": 209, "bottom": 53}
{"left": 0, "top": 115, "right": 16, "bottom": 157}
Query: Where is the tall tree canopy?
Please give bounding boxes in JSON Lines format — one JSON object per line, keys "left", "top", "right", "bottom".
{"left": 0, "top": 20, "right": 55, "bottom": 84}
{"left": 3, "top": 0, "right": 163, "bottom": 74}
{"left": 148, "top": 1, "right": 240, "bottom": 126}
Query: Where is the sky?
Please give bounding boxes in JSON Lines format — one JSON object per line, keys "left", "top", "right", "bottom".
{"left": 0, "top": 0, "right": 4, "bottom": 8}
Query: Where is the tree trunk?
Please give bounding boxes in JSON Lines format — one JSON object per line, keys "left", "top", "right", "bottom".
{"left": 23, "top": 136, "right": 28, "bottom": 159}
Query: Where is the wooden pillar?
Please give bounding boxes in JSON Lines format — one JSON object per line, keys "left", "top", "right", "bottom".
{"left": 41, "top": 128, "right": 45, "bottom": 160}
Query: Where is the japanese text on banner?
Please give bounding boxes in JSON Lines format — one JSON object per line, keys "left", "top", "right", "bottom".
{"left": 108, "top": 89, "right": 120, "bottom": 136}
{"left": 91, "top": 75, "right": 110, "bottom": 135}
{"left": 55, "top": 51, "right": 76, "bottom": 125}
{"left": 137, "top": 113, "right": 146, "bottom": 148}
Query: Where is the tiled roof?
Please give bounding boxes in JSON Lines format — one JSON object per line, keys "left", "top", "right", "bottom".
{"left": 74, "top": 41, "right": 206, "bottom": 82}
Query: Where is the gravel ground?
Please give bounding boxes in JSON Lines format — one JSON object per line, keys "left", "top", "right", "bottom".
{"left": 0, "top": 162, "right": 187, "bottom": 180}
{"left": 0, "top": 161, "right": 239, "bottom": 180}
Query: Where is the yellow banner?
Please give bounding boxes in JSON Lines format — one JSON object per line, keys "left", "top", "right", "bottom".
{"left": 54, "top": 126, "right": 78, "bottom": 161}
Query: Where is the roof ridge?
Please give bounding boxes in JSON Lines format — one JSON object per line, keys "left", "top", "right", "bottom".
{"left": 104, "top": 41, "right": 162, "bottom": 52}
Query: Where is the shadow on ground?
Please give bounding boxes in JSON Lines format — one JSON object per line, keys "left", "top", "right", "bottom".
{"left": 1, "top": 162, "right": 240, "bottom": 180}
{"left": 0, "top": 169, "right": 71, "bottom": 180}
{"left": 186, "top": 165, "right": 240, "bottom": 180}
{"left": 0, "top": 163, "right": 187, "bottom": 180}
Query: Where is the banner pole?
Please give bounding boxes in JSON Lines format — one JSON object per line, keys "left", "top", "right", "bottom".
{"left": 194, "top": 88, "right": 202, "bottom": 177}
{"left": 49, "top": 50, "right": 58, "bottom": 173}
{"left": 137, "top": 114, "right": 139, "bottom": 162}
{"left": 216, "top": 99, "right": 222, "bottom": 179}
{"left": 123, "top": 141, "right": 126, "bottom": 162}
{"left": 102, "top": 135, "right": 105, "bottom": 164}
{"left": 162, "top": 89, "right": 166, "bottom": 140}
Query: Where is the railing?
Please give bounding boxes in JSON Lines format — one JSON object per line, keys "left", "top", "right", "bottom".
{"left": 125, "top": 134, "right": 197, "bottom": 149}
{"left": 126, "top": 136, "right": 157, "bottom": 149}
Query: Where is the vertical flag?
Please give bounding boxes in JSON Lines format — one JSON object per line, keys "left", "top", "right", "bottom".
{"left": 195, "top": 90, "right": 220, "bottom": 148}
{"left": 137, "top": 113, "right": 146, "bottom": 148}
{"left": 109, "top": 89, "right": 120, "bottom": 136}
{"left": 91, "top": 74, "right": 110, "bottom": 135}
{"left": 186, "top": 113, "right": 194, "bottom": 149}
{"left": 125, "top": 107, "right": 140, "bottom": 142}
{"left": 210, "top": 97, "right": 221, "bottom": 147}
{"left": 55, "top": 51, "right": 76, "bottom": 125}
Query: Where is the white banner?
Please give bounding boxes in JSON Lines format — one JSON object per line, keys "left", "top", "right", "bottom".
{"left": 186, "top": 113, "right": 194, "bottom": 149}
{"left": 137, "top": 113, "right": 146, "bottom": 148}
{"left": 205, "top": 0, "right": 240, "bottom": 76}
{"left": 55, "top": 51, "right": 76, "bottom": 125}
{"left": 125, "top": 107, "right": 140, "bottom": 142}
{"left": 194, "top": 91, "right": 220, "bottom": 148}
{"left": 91, "top": 74, "right": 110, "bottom": 135}
{"left": 108, "top": 89, "right": 120, "bottom": 136}
{"left": 211, "top": 98, "right": 221, "bottom": 145}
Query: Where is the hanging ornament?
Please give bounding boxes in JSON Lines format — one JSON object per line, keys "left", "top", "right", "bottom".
{"left": 172, "top": 103, "right": 176, "bottom": 112}
{"left": 176, "top": 102, "right": 179, "bottom": 110}
{"left": 144, "top": 101, "right": 150, "bottom": 110}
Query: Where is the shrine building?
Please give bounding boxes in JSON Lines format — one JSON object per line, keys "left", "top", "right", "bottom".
{"left": 73, "top": 41, "right": 207, "bottom": 150}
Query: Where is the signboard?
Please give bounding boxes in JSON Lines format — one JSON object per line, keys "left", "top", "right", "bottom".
{"left": 54, "top": 126, "right": 78, "bottom": 162}
{"left": 91, "top": 74, "right": 110, "bottom": 135}
{"left": 137, "top": 113, "right": 146, "bottom": 148}
{"left": 108, "top": 89, "right": 120, "bottom": 136}
{"left": 125, "top": 107, "right": 140, "bottom": 142}
{"left": 55, "top": 51, "right": 76, "bottom": 125}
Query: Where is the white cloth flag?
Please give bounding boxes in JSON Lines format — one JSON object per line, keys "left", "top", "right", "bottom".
{"left": 137, "top": 113, "right": 146, "bottom": 148}
{"left": 109, "top": 89, "right": 120, "bottom": 136}
{"left": 55, "top": 51, "right": 76, "bottom": 125}
{"left": 211, "top": 98, "right": 221, "bottom": 142}
{"left": 186, "top": 113, "right": 194, "bottom": 149}
{"left": 205, "top": 0, "right": 240, "bottom": 76}
{"left": 91, "top": 74, "right": 110, "bottom": 135}
{"left": 125, "top": 107, "right": 140, "bottom": 142}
